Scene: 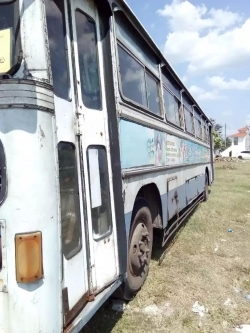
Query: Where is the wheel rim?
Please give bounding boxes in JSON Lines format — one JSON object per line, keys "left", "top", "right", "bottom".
{"left": 129, "top": 220, "right": 151, "bottom": 277}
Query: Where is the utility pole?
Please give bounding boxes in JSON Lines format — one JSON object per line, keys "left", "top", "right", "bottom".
{"left": 225, "top": 123, "right": 227, "bottom": 149}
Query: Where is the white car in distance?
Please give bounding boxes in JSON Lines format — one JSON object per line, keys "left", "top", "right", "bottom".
{"left": 237, "top": 151, "right": 250, "bottom": 160}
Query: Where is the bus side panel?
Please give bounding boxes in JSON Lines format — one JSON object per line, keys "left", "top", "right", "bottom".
{"left": 122, "top": 164, "right": 210, "bottom": 236}
{"left": 119, "top": 119, "right": 211, "bottom": 234}
{"left": 0, "top": 109, "right": 61, "bottom": 333}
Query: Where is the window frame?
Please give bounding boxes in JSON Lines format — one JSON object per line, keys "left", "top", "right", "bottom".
{"left": 194, "top": 117, "right": 202, "bottom": 139}
{"left": 116, "top": 40, "right": 163, "bottom": 118}
{"left": 234, "top": 137, "right": 238, "bottom": 145}
{"left": 163, "top": 85, "right": 182, "bottom": 128}
{"left": 45, "top": 0, "right": 71, "bottom": 101}
{"left": 206, "top": 127, "right": 209, "bottom": 144}
{"left": 74, "top": 7, "right": 103, "bottom": 111}
{"left": 58, "top": 141, "right": 82, "bottom": 260}
{"left": 87, "top": 145, "right": 113, "bottom": 241}
{"left": 202, "top": 123, "right": 208, "bottom": 142}
{"left": 184, "top": 106, "right": 195, "bottom": 135}
{"left": 145, "top": 70, "right": 162, "bottom": 116}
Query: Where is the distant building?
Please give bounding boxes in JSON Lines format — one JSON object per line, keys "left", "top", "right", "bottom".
{"left": 221, "top": 126, "right": 250, "bottom": 157}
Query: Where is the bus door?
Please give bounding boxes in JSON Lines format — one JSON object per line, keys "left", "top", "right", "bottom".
{"left": 45, "top": 0, "right": 90, "bottom": 327}
{"left": 70, "top": 0, "right": 119, "bottom": 293}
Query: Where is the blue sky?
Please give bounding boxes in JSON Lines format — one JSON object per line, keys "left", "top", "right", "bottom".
{"left": 126, "top": 0, "right": 250, "bottom": 136}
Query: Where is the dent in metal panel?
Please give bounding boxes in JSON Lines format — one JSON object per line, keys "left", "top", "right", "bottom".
{"left": 167, "top": 176, "right": 179, "bottom": 221}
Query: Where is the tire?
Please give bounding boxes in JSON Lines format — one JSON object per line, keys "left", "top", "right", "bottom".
{"left": 123, "top": 198, "right": 153, "bottom": 300}
{"left": 203, "top": 173, "right": 209, "bottom": 202}
{"left": 238, "top": 156, "right": 243, "bottom": 160}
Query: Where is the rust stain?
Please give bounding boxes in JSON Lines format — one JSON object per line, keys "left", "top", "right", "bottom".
{"left": 39, "top": 125, "right": 45, "bottom": 138}
{"left": 87, "top": 294, "right": 95, "bottom": 302}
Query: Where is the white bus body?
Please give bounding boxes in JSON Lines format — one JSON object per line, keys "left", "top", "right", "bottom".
{"left": 0, "top": 0, "right": 214, "bottom": 332}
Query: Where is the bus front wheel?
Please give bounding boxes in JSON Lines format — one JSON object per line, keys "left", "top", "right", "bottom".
{"left": 124, "top": 198, "right": 153, "bottom": 301}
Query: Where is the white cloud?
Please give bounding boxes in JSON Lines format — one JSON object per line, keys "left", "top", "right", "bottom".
{"left": 157, "top": 1, "right": 241, "bottom": 32}
{"left": 189, "top": 85, "right": 225, "bottom": 101}
{"left": 157, "top": 1, "right": 250, "bottom": 74}
{"left": 246, "top": 115, "right": 250, "bottom": 126}
{"left": 182, "top": 75, "right": 188, "bottom": 83}
{"left": 207, "top": 76, "right": 250, "bottom": 90}
{"left": 220, "top": 111, "right": 233, "bottom": 117}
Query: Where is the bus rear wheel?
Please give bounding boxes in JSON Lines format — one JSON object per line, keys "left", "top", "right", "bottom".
{"left": 203, "top": 174, "right": 209, "bottom": 202}
{"left": 124, "top": 198, "right": 153, "bottom": 301}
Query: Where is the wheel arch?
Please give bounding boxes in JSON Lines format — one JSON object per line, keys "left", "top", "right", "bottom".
{"left": 134, "top": 183, "right": 163, "bottom": 230}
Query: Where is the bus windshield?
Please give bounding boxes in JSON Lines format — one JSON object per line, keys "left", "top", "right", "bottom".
{"left": 0, "top": 0, "right": 20, "bottom": 75}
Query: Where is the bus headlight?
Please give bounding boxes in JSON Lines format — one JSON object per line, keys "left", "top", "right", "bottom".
{"left": 15, "top": 232, "right": 43, "bottom": 283}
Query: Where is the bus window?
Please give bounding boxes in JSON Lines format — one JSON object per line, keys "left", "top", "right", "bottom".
{"left": 87, "top": 146, "right": 112, "bottom": 238}
{"left": 203, "top": 125, "right": 206, "bottom": 141}
{"left": 185, "top": 108, "right": 194, "bottom": 134}
{"left": 164, "top": 88, "right": 180, "bottom": 127}
{"left": 45, "top": 0, "right": 69, "bottom": 100}
{"left": 118, "top": 45, "right": 147, "bottom": 107}
{"left": 0, "top": 0, "right": 21, "bottom": 75}
{"left": 75, "top": 10, "right": 101, "bottom": 110}
{"left": 146, "top": 72, "right": 160, "bottom": 115}
{"left": 58, "top": 142, "right": 82, "bottom": 259}
{"left": 195, "top": 118, "right": 202, "bottom": 138}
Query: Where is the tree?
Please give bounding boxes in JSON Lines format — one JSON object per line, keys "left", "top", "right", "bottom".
{"left": 210, "top": 118, "right": 223, "bottom": 136}
{"left": 210, "top": 118, "right": 223, "bottom": 151}
{"left": 212, "top": 129, "right": 223, "bottom": 150}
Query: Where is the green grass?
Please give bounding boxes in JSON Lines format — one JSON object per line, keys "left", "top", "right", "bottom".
{"left": 82, "top": 162, "right": 250, "bottom": 333}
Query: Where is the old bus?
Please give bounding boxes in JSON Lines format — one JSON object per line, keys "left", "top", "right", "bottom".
{"left": 0, "top": 0, "right": 214, "bottom": 332}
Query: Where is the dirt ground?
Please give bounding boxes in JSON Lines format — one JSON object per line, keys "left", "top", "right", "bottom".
{"left": 82, "top": 162, "right": 250, "bottom": 333}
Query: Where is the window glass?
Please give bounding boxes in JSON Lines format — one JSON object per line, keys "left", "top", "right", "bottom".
{"left": 87, "top": 147, "right": 112, "bottom": 238}
{"left": 195, "top": 118, "right": 201, "bottom": 138}
{"left": 75, "top": 10, "right": 101, "bottom": 110}
{"left": 58, "top": 142, "right": 82, "bottom": 259}
{"left": 0, "top": 0, "right": 21, "bottom": 75}
{"left": 161, "top": 70, "right": 181, "bottom": 98}
{"left": 115, "top": 11, "right": 159, "bottom": 77}
{"left": 234, "top": 137, "right": 238, "bottom": 145}
{"left": 146, "top": 73, "right": 160, "bottom": 115}
{"left": 203, "top": 125, "right": 206, "bottom": 141}
{"left": 45, "top": 0, "right": 69, "bottom": 100}
{"left": 164, "top": 88, "right": 180, "bottom": 126}
{"left": 185, "top": 108, "right": 194, "bottom": 134}
{"left": 118, "top": 45, "right": 147, "bottom": 107}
